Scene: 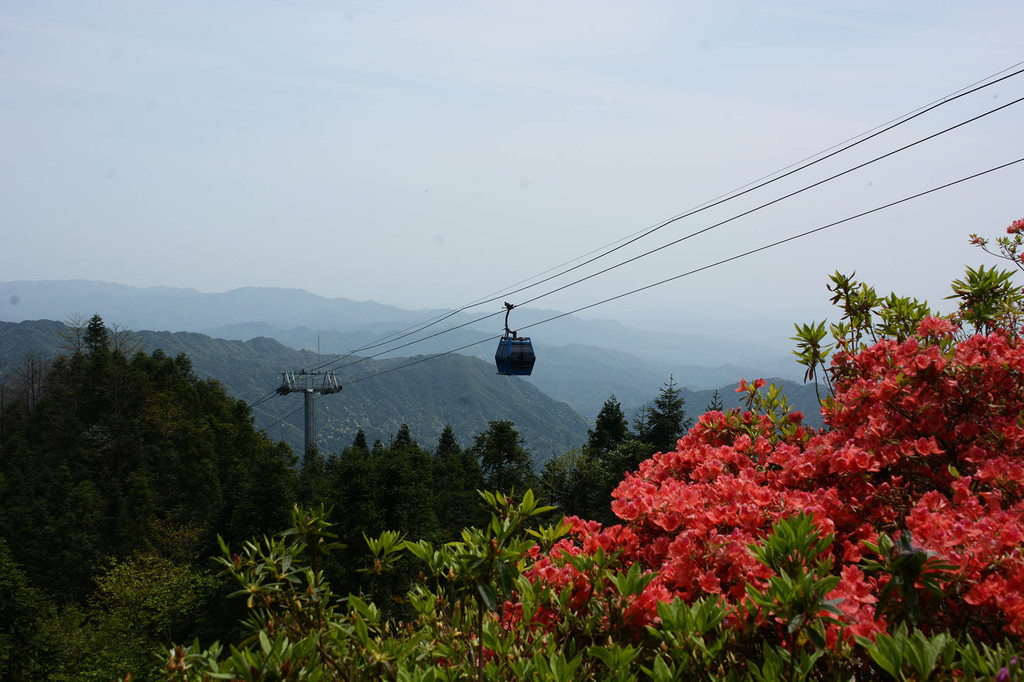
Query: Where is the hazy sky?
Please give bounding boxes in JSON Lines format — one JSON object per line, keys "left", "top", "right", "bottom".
{"left": 2, "top": 1, "right": 1023, "bottom": 329}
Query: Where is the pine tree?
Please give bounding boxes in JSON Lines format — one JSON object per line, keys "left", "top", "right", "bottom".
{"left": 297, "top": 446, "right": 329, "bottom": 507}
{"left": 380, "top": 433, "right": 438, "bottom": 541}
{"left": 587, "top": 396, "right": 630, "bottom": 453}
{"left": 539, "top": 448, "right": 606, "bottom": 521}
{"left": 632, "top": 404, "right": 652, "bottom": 444}
{"left": 705, "top": 389, "right": 724, "bottom": 412}
{"left": 432, "top": 425, "right": 484, "bottom": 537}
{"left": 391, "top": 423, "right": 415, "bottom": 450}
{"left": 646, "top": 375, "right": 691, "bottom": 454}
{"left": 330, "top": 441, "right": 385, "bottom": 590}
{"left": 435, "top": 424, "right": 460, "bottom": 459}
{"left": 83, "top": 314, "right": 110, "bottom": 355}
{"left": 469, "top": 420, "right": 536, "bottom": 494}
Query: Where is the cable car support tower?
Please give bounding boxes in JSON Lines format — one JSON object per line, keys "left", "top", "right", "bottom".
{"left": 276, "top": 369, "right": 341, "bottom": 455}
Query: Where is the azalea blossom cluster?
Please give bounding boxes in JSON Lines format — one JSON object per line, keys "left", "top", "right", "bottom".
{"left": 970, "top": 217, "right": 1024, "bottom": 272}
{"left": 519, "top": 314, "right": 1024, "bottom": 642}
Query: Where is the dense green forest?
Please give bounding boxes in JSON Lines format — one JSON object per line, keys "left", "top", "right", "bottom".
{"left": 0, "top": 315, "right": 691, "bottom": 680}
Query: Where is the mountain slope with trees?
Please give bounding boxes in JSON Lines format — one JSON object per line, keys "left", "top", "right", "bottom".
{"left": 0, "top": 315, "right": 562, "bottom": 679}
{"left": 0, "top": 320, "right": 590, "bottom": 465}
{"left": 173, "top": 322, "right": 815, "bottom": 421}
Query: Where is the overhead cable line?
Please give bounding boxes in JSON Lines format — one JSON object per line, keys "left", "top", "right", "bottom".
{"left": 342, "top": 155, "right": 1024, "bottom": 386}
{"left": 513, "top": 95, "right": 1024, "bottom": 309}
{"left": 261, "top": 404, "right": 306, "bottom": 433}
{"left": 344, "top": 335, "right": 502, "bottom": 385}
{"left": 463, "top": 68, "right": 1024, "bottom": 310}
{"left": 249, "top": 390, "right": 280, "bottom": 409}
{"left": 320, "top": 307, "right": 506, "bottom": 372}
{"left": 317, "top": 92, "right": 1024, "bottom": 375}
{"left": 515, "top": 156, "right": 1024, "bottom": 331}
{"left": 310, "top": 63, "right": 1024, "bottom": 371}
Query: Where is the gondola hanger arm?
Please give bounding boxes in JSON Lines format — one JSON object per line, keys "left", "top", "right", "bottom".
{"left": 503, "top": 302, "right": 517, "bottom": 338}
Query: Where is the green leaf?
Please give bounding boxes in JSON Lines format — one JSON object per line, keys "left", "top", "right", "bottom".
{"left": 649, "top": 654, "right": 674, "bottom": 682}
{"left": 258, "top": 630, "right": 272, "bottom": 654}
{"left": 477, "top": 582, "right": 498, "bottom": 611}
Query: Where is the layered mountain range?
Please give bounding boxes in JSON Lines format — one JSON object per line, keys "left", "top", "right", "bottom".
{"left": 0, "top": 280, "right": 821, "bottom": 463}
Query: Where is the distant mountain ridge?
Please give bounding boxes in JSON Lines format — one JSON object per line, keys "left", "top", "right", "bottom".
{"left": 0, "top": 280, "right": 820, "bottom": 427}
{"left": 0, "top": 280, "right": 431, "bottom": 332}
{"left": 0, "top": 280, "right": 798, "bottom": 371}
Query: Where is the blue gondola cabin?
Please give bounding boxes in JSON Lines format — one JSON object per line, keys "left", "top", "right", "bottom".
{"left": 495, "top": 335, "right": 535, "bottom": 376}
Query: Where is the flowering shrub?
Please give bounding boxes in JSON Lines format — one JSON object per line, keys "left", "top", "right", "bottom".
{"left": 511, "top": 219, "right": 1024, "bottom": 669}
{"left": 595, "top": 317, "right": 1024, "bottom": 630}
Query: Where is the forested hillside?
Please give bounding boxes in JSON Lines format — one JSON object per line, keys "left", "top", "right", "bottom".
{"left": 0, "top": 320, "right": 591, "bottom": 465}
{"left": 135, "top": 327, "right": 591, "bottom": 464}
{"left": 1, "top": 318, "right": 825, "bottom": 461}
{"left": 0, "top": 314, "right": 707, "bottom": 679}
{"left": 191, "top": 321, "right": 815, "bottom": 421}
{"left": 0, "top": 315, "right": 587, "bottom": 678}
{"left": 0, "top": 317, "right": 298, "bottom": 677}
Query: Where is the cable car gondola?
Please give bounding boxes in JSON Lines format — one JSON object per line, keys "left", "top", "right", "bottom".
{"left": 495, "top": 302, "right": 536, "bottom": 376}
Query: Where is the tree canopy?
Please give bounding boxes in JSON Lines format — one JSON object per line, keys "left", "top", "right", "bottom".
{"left": 470, "top": 419, "right": 537, "bottom": 494}
{"left": 586, "top": 395, "right": 630, "bottom": 453}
